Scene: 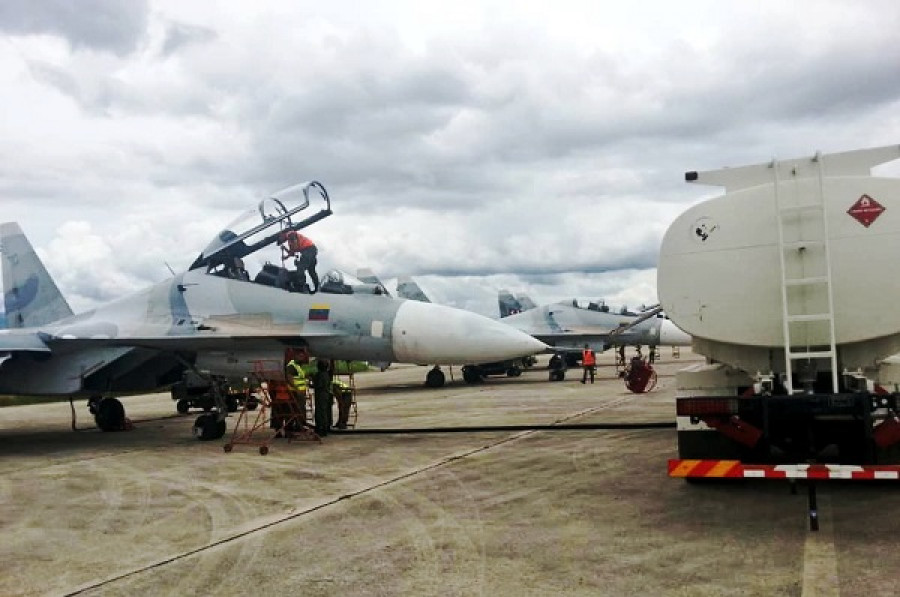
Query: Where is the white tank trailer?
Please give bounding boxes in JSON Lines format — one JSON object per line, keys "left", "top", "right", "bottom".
{"left": 659, "top": 144, "right": 900, "bottom": 464}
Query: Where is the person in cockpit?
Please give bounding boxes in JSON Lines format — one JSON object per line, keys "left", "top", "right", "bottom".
{"left": 278, "top": 230, "right": 319, "bottom": 293}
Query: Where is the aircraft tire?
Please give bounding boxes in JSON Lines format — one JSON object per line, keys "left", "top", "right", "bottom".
{"left": 176, "top": 399, "right": 190, "bottom": 414}
{"left": 462, "top": 365, "right": 482, "bottom": 384}
{"left": 193, "top": 414, "right": 225, "bottom": 441}
{"left": 95, "top": 397, "right": 126, "bottom": 432}
{"left": 506, "top": 367, "right": 522, "bottom": 377}
{"left": 549, "top": 370, "right": 566, "bottom": 382}
{"left": 426, "top": 368, "right": 446, "bottom": 388}
{"left": 226, "top": 395, "right": 239, "bottom": 412}
{"left": 87, "top": 396, "right": 102, "bottom": 416}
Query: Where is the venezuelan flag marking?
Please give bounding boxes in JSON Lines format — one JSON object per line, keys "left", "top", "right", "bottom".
{"left": 308, "top": 304, "right": 330, "bottom": 321}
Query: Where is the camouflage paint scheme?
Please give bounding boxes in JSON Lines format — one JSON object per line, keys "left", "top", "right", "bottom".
{"left": 499, "top": 300, "right": 691, "bottom": 353}
{"left": 0, "top": 222, "right": 545, "bottom": 398}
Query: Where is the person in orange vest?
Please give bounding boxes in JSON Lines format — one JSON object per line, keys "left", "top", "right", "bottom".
{"left": 278, "top": 230, "right": 319, "bottom": 293}
{"left": 581, "top": 344, "right": 596, "bottom": 384}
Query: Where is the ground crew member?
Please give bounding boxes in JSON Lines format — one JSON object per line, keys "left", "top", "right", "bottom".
{"left": 285, "top": 358, "right": 308, "bottom": 425}
{"left": 311, "top": 359, "right": 333, "bottom": 436}
{"left": 278, "top": 230, "right": 319, "bottom": 293}
{"left": 332, "top": 377, "right": 353, "bottom": 429}
{"left": 581, "top": 344, "right": 596, "bottom": 384}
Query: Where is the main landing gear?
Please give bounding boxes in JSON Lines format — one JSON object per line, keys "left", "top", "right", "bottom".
{"left": 87, "top": 396, "right": 127, "bottom": 431}
{"left": 189, "top": 374, "right": 230, "bottom": 441}
{"left": 426, "top": 366, "right": 446, "bottom": 388}
{"left": 193, "top": 413, "right": 227, "bottom": 441}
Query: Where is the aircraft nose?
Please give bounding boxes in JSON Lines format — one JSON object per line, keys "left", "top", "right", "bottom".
{"left": 391, "top": 300, "right": 547, "bottom": 364}
{"left": 660, "top": 319, "right": 692, "bottom": 346}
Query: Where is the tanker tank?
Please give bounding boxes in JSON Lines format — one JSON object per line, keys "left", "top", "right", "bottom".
{"left": 660, "top": 144, "right": 900, "bottom": 467}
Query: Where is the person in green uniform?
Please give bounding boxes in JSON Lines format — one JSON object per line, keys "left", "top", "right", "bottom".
{"left": 332, "top": 378, "right": 353, "bottom": 429}
{"left": 311, "top": 359, "right": 333, "bottom": 436}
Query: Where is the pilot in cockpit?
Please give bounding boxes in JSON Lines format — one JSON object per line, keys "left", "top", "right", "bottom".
{"left": 227, "top": 257, "right": 250, "bottom": 281}
{"left": 278, "top": 230, "right": 320, "bottom": 293}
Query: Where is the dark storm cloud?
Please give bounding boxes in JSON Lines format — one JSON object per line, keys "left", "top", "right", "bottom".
{"left": 0, "top": 0, "right": 149, "bottom": 55}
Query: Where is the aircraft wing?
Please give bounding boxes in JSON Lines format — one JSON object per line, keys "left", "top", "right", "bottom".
{"left": 0, "top": 331, "right": 51, "bottom": 352}
{"left": 40, "top": 316, "right": 343, "bottom": 353}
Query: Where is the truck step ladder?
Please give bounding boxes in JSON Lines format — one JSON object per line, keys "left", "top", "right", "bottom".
{"left": 773, "top": 152, "right": 839, "bottom": 393}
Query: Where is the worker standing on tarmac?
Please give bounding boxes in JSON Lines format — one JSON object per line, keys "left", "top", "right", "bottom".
{"left": 332, "top": 377, "right": 353, "bottom": 429}
{"left": 581, "top": 344, "right": 596, "bottom": 384}
{"left": 311, "top": 359, "right": 333, "bottom": 436}
{"left": 278, "top": 230, "right": 319, "bottom": 293}
{"left": 285, "top": 357, "right": 308, "bottom": 424}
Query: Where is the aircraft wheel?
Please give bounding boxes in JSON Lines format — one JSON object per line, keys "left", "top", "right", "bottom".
{"left": 226, "top": 395, "right": 239, "bottom": 412}
{"left": 425, "top": 368, "right": 446, "bottom": 388}
{"left": 462, "top": 365, "right": 482, "bottom": 384}
{"left": 171, "top": 382, "right": 187, "bottom": 402}
{"left": 506, "top": 366, "right": 522, "bottom": 377}
{"left": 549, "top": 369, "right": 566, "bottom": 382}
{"left": 87, "top": 396, "right": 102, "bottom": 416}
{"left": 95, "top": 397, "right": 126, "bottom": 431}
{"left": 193, "top": 414, "right": 225, "bottom": 441}
{"left": 176, "top": 399, "right": 190, "bottom": 414}
{"left": 548, "top": 355, "right": 562, "bottom": 370}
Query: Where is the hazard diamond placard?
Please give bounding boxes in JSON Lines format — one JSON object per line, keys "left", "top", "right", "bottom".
{"left": 847, "top": 194, "right": 886, "bottom": 227}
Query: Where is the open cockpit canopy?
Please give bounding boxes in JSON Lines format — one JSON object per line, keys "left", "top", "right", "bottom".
{"left": 189, "top": 181, "right": 331, "bottom": 272}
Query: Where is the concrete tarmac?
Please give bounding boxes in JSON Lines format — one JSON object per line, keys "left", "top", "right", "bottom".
{"left": 2, "top": 351, "right": 900, "bottom": 596}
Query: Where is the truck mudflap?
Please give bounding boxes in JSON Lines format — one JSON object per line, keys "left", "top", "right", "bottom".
{"left": 668, "top": 459, "right": 900, "bottom": 480}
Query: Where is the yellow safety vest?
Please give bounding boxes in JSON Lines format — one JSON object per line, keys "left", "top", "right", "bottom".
{"left": 287, "top": 360, "right": 307, "bottom": 391}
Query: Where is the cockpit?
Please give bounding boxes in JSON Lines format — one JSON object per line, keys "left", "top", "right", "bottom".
{"left": 189, "top": 181, "right": 385, "bottom": 297}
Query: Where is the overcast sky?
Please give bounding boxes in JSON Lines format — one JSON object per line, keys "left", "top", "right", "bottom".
{"left": 2, "top": 0, "right": 900, "bottom": 317}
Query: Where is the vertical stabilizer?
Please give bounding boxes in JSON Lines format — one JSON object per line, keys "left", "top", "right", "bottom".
{"left": 1, "top": 222, "right": 73, "bottom": 328}
{"left": 516, "top": 294, "right": 537, "bottom": 312}
{"left": 397, "top": 276, "right": 431, "bottom": 303}
{"left": 498, "top": 289, "right": 523, "bottom": 318}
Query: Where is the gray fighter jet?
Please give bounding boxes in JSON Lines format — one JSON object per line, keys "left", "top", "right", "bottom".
{"left": 0, "top": 182, "right": 545, "bottom": 439}
{"left": 396, "top": 276, "right": 534, "bottom": 386}
{"left": 500, "top": 298, "right": 690, "bottom": 377}
{"left": 498, "top": 290, "right": 537, "bottom": 318}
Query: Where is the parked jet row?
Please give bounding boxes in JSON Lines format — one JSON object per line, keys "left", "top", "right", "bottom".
{"left": 0, "top": 182, "right": 546, "bottom": 439}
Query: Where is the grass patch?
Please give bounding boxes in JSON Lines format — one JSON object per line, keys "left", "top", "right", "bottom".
{"left": 0, "top": 395, "right": 77, "bottom": 408}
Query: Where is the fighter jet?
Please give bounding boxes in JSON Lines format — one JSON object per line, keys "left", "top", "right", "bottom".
{"left": 500, "top": 298, "right": 690, "bottom": 377}
{"left": 498, "top": 290, "right": 537, "bottom": 318}
{"left": 0, "top": 182, "right": 545, "bottom": 439}
{"left": 395, "top": 276, "right": 534, "bottom": 386}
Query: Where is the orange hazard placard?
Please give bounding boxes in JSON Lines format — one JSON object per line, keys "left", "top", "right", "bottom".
{"left": 847, "top": 194, "right": 886, "bottom": 227}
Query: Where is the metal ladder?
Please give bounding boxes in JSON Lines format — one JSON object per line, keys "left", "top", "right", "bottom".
{"left": 773, "top": 152, "right": 839, "bottom": 393}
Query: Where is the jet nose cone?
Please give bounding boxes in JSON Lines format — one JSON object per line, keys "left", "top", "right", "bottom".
{"left": 660, "top": 319, "right": 691, "bottom": 346}
{"left": 392, "top": 300, "right": 547, "bottom": 365}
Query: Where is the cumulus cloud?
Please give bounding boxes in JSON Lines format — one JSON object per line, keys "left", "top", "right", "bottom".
{"left": 0, "top": 0, "right": 149, "bottom": 56}
{"left": 3, "top": 0, "right": 900, "bottom": 316}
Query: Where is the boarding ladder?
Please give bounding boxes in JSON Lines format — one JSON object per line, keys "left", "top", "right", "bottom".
{"left": 773, "top": 152, "right": 839, "bottom": 394}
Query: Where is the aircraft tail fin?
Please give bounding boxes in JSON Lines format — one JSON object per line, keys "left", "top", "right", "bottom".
{"left": 397, "top": 276, "right": 431, "bottom": 303}
{"left": 516, "top": 293, "right": 537, "bottom": 312}
{"left": 1, "top": 222, "right": 74, "bottom": 328}
{"left": 498, "top": 289, "right": 523, "bottom": 318}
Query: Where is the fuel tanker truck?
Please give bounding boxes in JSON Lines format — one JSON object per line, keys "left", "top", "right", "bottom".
{"left": 660, "top": 144, "right": 900, "bottom": 481}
